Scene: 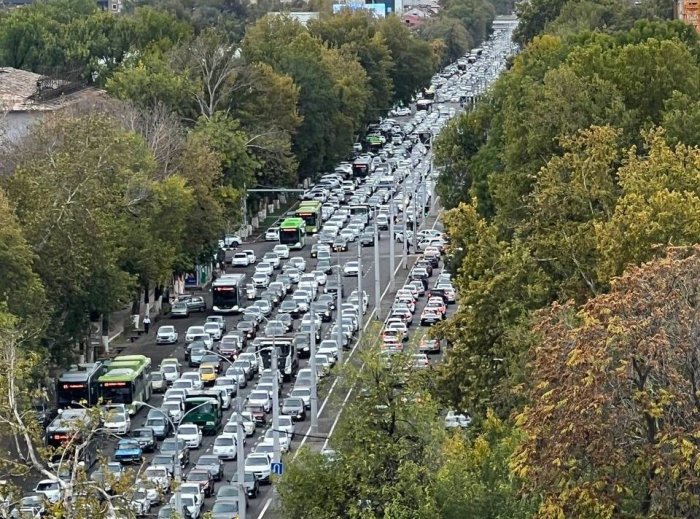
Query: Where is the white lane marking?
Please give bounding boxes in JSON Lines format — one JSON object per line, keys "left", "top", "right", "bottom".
{"left": 256, "top": 497, "right": 272, "bottom": 519}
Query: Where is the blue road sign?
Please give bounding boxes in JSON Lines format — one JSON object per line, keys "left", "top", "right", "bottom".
{"left": 271, "top": 462, "right": 284, "bottom": 475}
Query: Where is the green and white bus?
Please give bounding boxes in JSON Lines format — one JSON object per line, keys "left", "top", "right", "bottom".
{"left": 98, "top": 355, "right": 152, "bottom": 414}
{"left": 295, "top": 201, "right": 322, "bottom": 234}
{"left": 279, "top": 217, "right": 307, "bottom": 250}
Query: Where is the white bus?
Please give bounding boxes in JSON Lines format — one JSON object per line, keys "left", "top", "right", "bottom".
{"left": 212, "top": 273, "right": 247, "bottom": 313}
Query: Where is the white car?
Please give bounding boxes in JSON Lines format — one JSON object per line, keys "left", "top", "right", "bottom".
{"left": 212, "top": 434, "right": 238, "bottom": 460}
{"left": 33, "top": 480, "right": 62, "bottom": 503}
{"left": 177, "top": 424, "right": 203, "bottom": 449}
{"left": 171, "top": 379, "right": 194, "bottom": 393}
{"left": 160, "top": 401, "right": 184, "bottom": 423}
{"left": 168, "top": 494, "right": 202, "bottom": 519}
{"left": 185, "top": 326, "right": 207, "bottom": 343}
{"left": 273, "top": 244, "right": 290, "bottom": 259}
{"left": 203, "top": 322, "right": 222, "bottom": 341}
{"left": 129, "top": 489, "right": 153, "bottom": 516}
{"left": 242, "top": 249, "right": 257, "bottom": 264}
{"left": 231, "top": 252, "right": 250, "bottom": 267}
{"left": 214, "top": 377, "right": 238, "bottom": 398}
{"left": 262, "top": 428, "right": 290, "bottom": 453}
{"left": 343, "top": 261, "right": 360, "bottom": 277}
{"left": 156, "top": 325, "right": 178, "bottom": 345}
{"left": 103, "top": 407, "right": 131, "bottom": 435}
{"left": 277, "top": 415, "right": 296, "bottom": 439}
{"left": 262, "top": 253, "right": 281, "bottom": 269}
{"left": 290, "top": 387, "right": 311, "bottom": 409}
{"left": 244, "top": 453, "right": 272, "bottom": 483}
{"left": 252, "top": 272, "right": 270, "bottom": 289}
{"left": 312, "top": 270, "right": 327, "bottom": 285}
{"left": 178, "top": 483, "right": 204, "bottom": 506}
{"left": 139, "top": 467, "right": 171, "bottom": 498}
{"left": 265, "top": 227, "right": 280, "bottom": 241}
{"left": 237, "top": 352, "right": 259, "bottom": 373}
{"left": 445, "top": 410, "right": 472, "bottom": 429}
{"left": 222, "top": 421, "right": 249, "bottom": 440}
{"left": 160, "top": 364, "right": 180, "bottom": 384}
{"left": 180, "top": 372, "right": 203, "bottom": 390}
{"left": 318, "top": 345, "right": 338, "bottom": 364}
{"left": 230, "top": 412, "right": 257, "bottom": 436}
{"left": 256, "top": 262, "right": 274, "bottom": 276}
{"left": 289, "top": 257, "right": 306, "bottom": 272}
{"left": 247, "top": 391, "right": 272, "bottom": 413}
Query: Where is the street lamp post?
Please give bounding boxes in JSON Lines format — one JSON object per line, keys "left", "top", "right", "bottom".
{"left": 403, "top": 197, "right": 408, "bottom": 269}
{"left": 373, "top": 211, "right": 381, "bottom": 321}
{"left": 271, "top": 342, "right": 280, "bottom": 465}
{"left": 235, "top": 397, "right": 246, "bottom": 519}
{"left": 357, "top": 228, "right": 363, "bottom": 332}
{"left": 309, "top": 317, "right": 318, "bottom": 432}
{"left": 389, "top": 196, "right": 396, "bottom": 290}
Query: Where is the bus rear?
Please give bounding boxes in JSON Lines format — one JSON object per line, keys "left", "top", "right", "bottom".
{"left": 295, "top": 202, "right": 321, "bottom": 234}
{"left": 182, "top": 398, "right": 222, "bottom": 435}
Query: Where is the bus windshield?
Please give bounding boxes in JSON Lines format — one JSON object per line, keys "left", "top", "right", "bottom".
{"left": 56, "top": 383, "right": 89, "bottom": 408}
{"left": 213, "top": 286, "right": 238, "bottom": 308}
{"left": 280, "top": 227, "right": 302, "bottom": 245}
{"left": 296, "top": 212, "right": 317, "bottom": 228}
{"left": 99, "top": 382, "right": 132, "bottom": 404}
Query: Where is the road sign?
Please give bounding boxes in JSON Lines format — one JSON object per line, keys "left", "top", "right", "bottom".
{"left": 271, "top": 462, "right": 284, "bottom": 475}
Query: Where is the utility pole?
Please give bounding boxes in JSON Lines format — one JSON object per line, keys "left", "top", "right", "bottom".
{"left": 271, "top": 343, "right": 280, "bottom": 465}
{"left": 403, "top": 197, "right": 408, "bottom": 269}
{"left": 389, "top": 197, "right": 395, "bottom": 290}
{"left": 309, "top": 317, "right": 318, "bottom": 432}
{"left": 236, "top": 397, "right": 247, "bottom": 519}
{"left": 373, "top": 212, "right": 381, "bottom": 321}
{"left": 357, "top": 231, "right": 363, "bottom": 333}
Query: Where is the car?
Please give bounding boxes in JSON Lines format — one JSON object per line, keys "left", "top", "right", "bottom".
{"left": 262, "top": 252, "right": 281, "bottom": 269}
{"left": 247, "top": 390, "right": 272, "bottom": 413}
{"left": 244, "top": 453, "right": 273, "bottom": 484}
{"left": 420, "top": 308, "right": 442, "bottom": 326}
{"left": 281, "top": 397, "right": 306, "bottom": 422}
{"left": 150, "top": 370, "right": 167, "bottom": 393}
{"left": 218, "top": 335, "right": 242, "bottom": 359}
{"left": 185, "top": 469, "right": 215, "bottom": 498}
{"left": 219, "top": 234, "right": 243, "bottom": 248}
{"left": 156, "top": 325, "right": 179, "bottom": 345}
{"left": 231, "top": 252, "right": 250, "bottom": 267}
{"left": 289, "top": 257, "right": 307, "bottom": 272}
{"left": 181, "top": 295, "right": 207, "bottom": 312}
{"left": 445, "top": 410, "right": 472, "bottom": 429}
{"left": 265, "top": 227, "right": 280, "bottom": 241}
{"left": 131, "top": 427, "right": 157, "bottom": 452}
{"left": 333, "top": 236, "right": 349, "bottom": 252}
{"left": 128, "top": 488, "right": 153, "bottom": 516}
{"left": 144, "top": 413, "right": 172, "bottom": 441}
{"left": 412, "top": 353, "right": 431, "bottom": 369}
{"left": 360, "top": 230, "right": 376, "bottom": 246}
{"left": 212, "top": 433, "right": 238, "bottom": 460}
{"left": 252, "top": 272, "right": 270, "bottom": 289}
{"left": 33, "top": 480, "right": 61, "bottom": 504}
{"left": 273, "top": 244, "right": 290, "bottom": 259}
{"left": 168, "top": 494, "right": 202, "bottom": 519}
{"left": 343, "top": 261, "right": 360, "bottom": 276}
{"left": 209, "top": 498, "right": 242, "bottom": 519}
{"left": 159, "top": 438, "right": 190, "bottom": 469}
{"left": 114, "top": 439, "right": 144, "bottom": 464}
{"left": 103, "top": 407, "right": 131, "bottom": 435}
{"left": 204, "top": 322, "right": 223, "bottom": 341}
{"left": 14, "top": 494, "right": 46, "bottom": 518}
{"left": 231, "top": 471, "right": 260, "bottom": 498}
{"left": 170, "top": 301, "right": 190, "bottom": 318}
{"left": 185, "top": 326, "right": 206, "bottom": 343}
{"left": 177, "top": 424, "right": 203, "bottom": 450}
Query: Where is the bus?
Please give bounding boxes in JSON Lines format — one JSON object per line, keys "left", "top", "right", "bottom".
{"left": 279, "top": 217, "right": 307, "bottom": 250}
{"left": 182, "top": 397, "right": 222, "bottom": 435}
{"left": 423, "top": 86, "right": 436, "bottom": 100}
{"left": 98, "top": 355, "right": 152, "bottom": 414}
{"left": 56, "top": 362, "right": 106, "bottom": 408}
{"left": 352, "top": 156, "right": 372, "bottom": 178}
{"left": 45, "top": 408, "right": 100, "bottom": 469}
{"left": 295, "top": 201, "right": 322, "bottom": 234}
{"left": 212, "top": 273, "right": 247, "bottom": 313}
{"left": 349, "top": 204, "right": 370, "bottom": 218}
{"left": 255, "top": 336, "right": 298, "bottom": 382}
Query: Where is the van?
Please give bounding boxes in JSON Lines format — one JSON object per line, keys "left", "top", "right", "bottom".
{"left": 376, "top": 214, "right": 390, "bottom": 230}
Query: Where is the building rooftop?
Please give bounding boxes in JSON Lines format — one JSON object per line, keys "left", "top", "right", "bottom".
{"left": 0, "top": 67, "right": 106, "bottom": 113}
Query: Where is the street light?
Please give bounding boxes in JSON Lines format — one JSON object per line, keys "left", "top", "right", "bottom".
{"left": 133, "top": 400, "right": 216, "bottom": 519}
{"left": 373, "top": 208, "right": 381, "bottom": 321}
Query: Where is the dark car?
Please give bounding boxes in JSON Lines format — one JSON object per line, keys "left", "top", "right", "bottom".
{"left": 325, "top": 279, "right": 344, "bottom": 297}
{"left": 360, "top": 231, "right": 375, "bottom": 247}
{"left": 279, "top": 299, "right": 302, "bottom": 318}
{"left": 194, "top": 454, "right": 225, "bottom": 482}
{"left": 316, "top": 258, "right": 333, "bottom": 274}
{"left": 160, "top": 438, "right": 190, "bottom": 468}
{"left": 179, "top": 295, "right": 207, "bottom": 312}
{"left": 200, "top": 354, "right": 223, "bottom": 373}
{"left": 294, "top": 334, "right": 311, "bottom": 359}
{"left": 277, "top": 313, "right": 293, "bottom": 331}
{"left": 332, "top": 236, "right": 348, "bottom": 252}
{"left": 230, "top": 471, "right": 260, "bottom": 499}
{"left": 185, "top": 468, "right": 215, "bottom": 498}
{"left": 310, "top": 302, "right": 333, "bottom": 322}
{"left": 236, "top": 321, "right": 256, "bottom": 340}
{"left": 281, "top": 398, "right": 306, "bottom": 422}
{"left": 132, "top": 427, "right": 157, "bottom": 452}
{"left": 185, "top": 340, "right": 208, "bottom": 361}
{"left": 317, "top": 293, "right": 336, "bottom": 310}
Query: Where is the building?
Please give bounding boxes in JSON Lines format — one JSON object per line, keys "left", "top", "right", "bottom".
{"left": 269, "top": 11, "right": 320, "bottom": 25}
{"left": 402, "top": 7, "right": 431, "bottom": 27}
{"left": 678, "top": 0, "right": 700, "bottom": 32}
{"left": 0, "top": 67, "right": 108, "bottom": 142}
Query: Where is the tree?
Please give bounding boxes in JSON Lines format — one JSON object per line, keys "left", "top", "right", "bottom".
{"left": 661, "top": 91, "right": 700, "bottom": 148}
{"left": 513, "top": 0, "right": 568, "bottom": 44}
{"left": 0, "top": 188, "right": 46, "bottom": 327}
{"left": 519, "top": 125, "right": 620, "bottom": 301}
{"left": 515, "top": 246, "right": 700, "bottom": 518}
{"left": 377, "top": 16, "right": 436, "bottom": 106}
{"left": 309, "top": 11, "right": 395, "bottom": 121}
{"left": 2, "top": 113, "right": 154, "bottom": 360}
{"left": 595, "top": 128, "right": 700, "bottom": 281}
{"left": 419, "top": 17, "right": 473, "bottom": 68}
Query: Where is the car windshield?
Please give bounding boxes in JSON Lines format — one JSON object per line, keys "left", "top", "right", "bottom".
{"left": 213, "top": 502, "right": 239, "bottom": 513}
{"left": 179, "top": 425, "right": 198, "bottom": 435}
{"left": 250, "top": 391, "right": 268, "bottom": 400}
{"left": 36, "top": 482, "right": 59, "bottom": 491}
{"left": 247, "top": 456, "right": 268, "bottom": 466}
{"left": 188, "top": 472, "right": 207, "bottom": 481}
{"left": 215, "top": 436, "right": 234, "bottom": 446}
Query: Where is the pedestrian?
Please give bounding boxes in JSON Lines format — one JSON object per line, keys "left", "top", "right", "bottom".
{"left": 143, "top": 315, "right": 151, "bottom": 334}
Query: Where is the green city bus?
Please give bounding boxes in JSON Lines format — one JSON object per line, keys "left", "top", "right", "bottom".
{"left": 279, "top": 217, "right": 307, "bottom": 250}
{"left": 182, "top": 397, "right": 222, "bottom": 435}
{"left": 295, "top": 201, "right": 322, "bottom": 234}
{"left": 98, "top": 355, "right": 152, "bottom": 414}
